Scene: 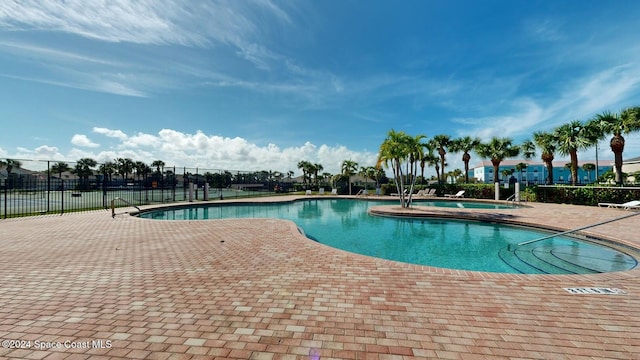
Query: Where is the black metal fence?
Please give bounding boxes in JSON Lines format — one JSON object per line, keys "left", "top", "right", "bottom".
{"left": 1, "top": 159, "right": 295, "bottom": 218}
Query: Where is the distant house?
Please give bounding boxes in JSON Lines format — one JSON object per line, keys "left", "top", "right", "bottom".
{"left": 622, "top": 156, "right": 640, "bottom": 183}
{"left": 471, "top": 159, "right": 612, "bottom": 185}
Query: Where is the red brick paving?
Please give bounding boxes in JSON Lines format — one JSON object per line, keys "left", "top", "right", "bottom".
{"left": 0, "top": 196, "right": 639, "bottom": 359}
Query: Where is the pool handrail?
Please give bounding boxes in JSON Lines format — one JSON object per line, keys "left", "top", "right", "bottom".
{"left": 111, "top": 197, "right": 141, "bottom": 218}
{"left": 517, "top": 210, "right": 640, "bottom": 247}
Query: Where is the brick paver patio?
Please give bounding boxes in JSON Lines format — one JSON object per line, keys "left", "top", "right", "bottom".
{"left": 1, "top": 196, "right": 639, "bottom": 359}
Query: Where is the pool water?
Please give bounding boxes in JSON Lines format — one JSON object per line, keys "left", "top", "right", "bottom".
{"left": 139, "top": 199, "right": 638, "bottom": 274}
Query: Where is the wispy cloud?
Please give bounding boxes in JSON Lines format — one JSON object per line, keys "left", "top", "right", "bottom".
{"left": 523, "top": 18, "right": 566, "bottom": 42}
{"left": 0, "top": 0, "right": 298, "bottom": 96}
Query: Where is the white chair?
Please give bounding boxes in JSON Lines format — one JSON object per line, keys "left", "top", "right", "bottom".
{"left": 305, "top": 190, "right": 312, "bottom": 195}
{"left": 318, "top": 188, "right": 325, "bottom": 195}
{"left": 444, "top": 190, "right": 465, "bottom": 198}
{"left": 598, "top": 200, "right": 640, "bottom": 210}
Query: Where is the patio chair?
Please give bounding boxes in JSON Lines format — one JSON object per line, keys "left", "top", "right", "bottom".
{"left": 598, "top": 200, "right": 640, "bottom": 210}
{"left": 424, "top": 188, "right": 437, "bottom": 197}
{"left": 444, "top": 190, "right": 465, "bottom": 198}
{"left": 305, "top": 190, "right": 312, "bottom": 195}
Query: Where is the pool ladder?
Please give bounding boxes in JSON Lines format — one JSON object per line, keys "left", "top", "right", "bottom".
{"left": 111, "top": 197, "right": 141, "bottom": 218}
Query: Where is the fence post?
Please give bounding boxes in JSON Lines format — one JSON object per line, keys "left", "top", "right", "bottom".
{"left": 61, "top": 179, "right": 65, "bottom": 215}
{"left": 47, "top": 161, "right": 51, "bottom": 213}
{"left": 3, "top": 179, "right": 6, "bottom": 219}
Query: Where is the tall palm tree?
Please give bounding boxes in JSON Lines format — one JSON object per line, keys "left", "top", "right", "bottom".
{"left": 475, "top": 137, "right": 520, "bottom": 183}
{"left": 532, "top": 131, "right": 557, "bottom": 185}
{"left": 377, "top": 130, "right": 425, "bottom": 207}
{"left": 297, "top": 160, "right": 312, "bottom": 188}
{"left": 151, "top": 160, "right": 165, "bottom": 175}
{"left": 341, "top": 159, "right": 358, "bottom": 195}
{"left": 449, "top": 136, "right": 481, "bottom": 183}
{"left": 431, "top": 135, "right": 451, "bottom": 184}
{"left": 377, "top": 130, "right": 410, "bottom": 206}
{"left": 590, "top": 106, "right": 640, "bottom": 184}
{"left": 554, "top": 120, "right": 594, "bottom": 185}
{"left": 313, "top": 163, "right": 323, "bottom": 186}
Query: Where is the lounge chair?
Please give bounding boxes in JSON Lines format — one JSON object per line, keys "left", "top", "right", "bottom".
{"left": 331, "top": 188, "right": 338, "bottom": 195}
{"left": 444, "top": 190, "right": 465, "bottom": 198}
{"left": 305, "top": 190, "right": 312, "bottom": 195}
{"left": 424, "top": 188, "right": 437, "bottom": 197}
{"left": 598, "top": 200, "right": 640, "bottom": 210}
{"left": 415, "top": 190, "right": 426, "bottom": 197}
{"left": 318, "top": 188, "right": 325, "bottom": 195}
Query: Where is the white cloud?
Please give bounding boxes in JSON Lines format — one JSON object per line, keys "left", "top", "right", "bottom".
{"left": 6, "top": 128, "right": 377, "bottom": 175}
{"left": 71, "top": 134, "right": 99, "bottom": 148}
{"left": 93, "top": 127, "right": 128, "bottom": 141}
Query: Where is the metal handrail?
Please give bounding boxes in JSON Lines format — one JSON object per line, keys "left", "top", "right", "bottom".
{"left": 506, "top": 194, "right": 517, "bottom": 202}
{"left": 516, "top": 210, "right": 640, "bottom": 247}
{"left": 111, "top": 197, "right": 141, "bottom": 218}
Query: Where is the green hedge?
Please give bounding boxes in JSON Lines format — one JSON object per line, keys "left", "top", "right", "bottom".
{"left": 526, "top": 186, "right": 640, "bottom": 206}
{"left": 381, "top": 182, "right": 640, "bottom": 205}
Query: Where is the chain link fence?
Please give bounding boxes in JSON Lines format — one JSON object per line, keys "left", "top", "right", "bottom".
{"left": 0, "top": 158, "right": 297, "bottom": 218}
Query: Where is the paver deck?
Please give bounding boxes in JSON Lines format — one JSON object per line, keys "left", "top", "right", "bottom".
{"left": 1, "top": 196, "right": 639, "bottom": 359}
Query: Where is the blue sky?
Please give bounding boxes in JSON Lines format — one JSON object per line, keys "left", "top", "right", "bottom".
{"left": 1, "top": 0, "right": 639, "bottom": 175}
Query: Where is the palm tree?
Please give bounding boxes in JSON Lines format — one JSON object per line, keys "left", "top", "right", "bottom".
{"left": 475, "top": 137, "right": 520, "bottom": 183}
{"left": 554, "top": 120, "right": 594, "bottom": 185}
{"left": 532, "top": 131, "right": 557, "bottom": 185}
{"left": 449, "top": 136, "right": 481, "bottom": 183}
{"left": 450, "top": 168, "right": 463, "bottom": 184}
{"left": 99, "top": 161, "right": 116, "bottom": 184}
{"left": 361, "top": 166, "right": 384, "bottom": 190}
{"left": 341, "top": 159, "right": 358, "bottom": 195}
{"left": 135, "top": 161, "right": 152, "bottom": 184}
{"left": 405, "top": 134, "right": 427, "bottom": 198}
{"left": 151, "top": 160, "right": 165, "bottom": 175}
{"left": 431, "top": 135, "right": 451, "bottom": 184}
{"left": 313, "top": 163, "right": 323, "bottom": 186}
{"left": 50, "top": 161, "right": 71, "bottom": 181}
{"left": 377, "top": 130, "right": 425, "bottom": 207}
{"left": 1, "top": 158, "right": 22, "bottom": 188}
{"left": 377, "top": 130, "right": 409, "bottom": 206}
{"left": 73, "top": 158, "right": 97, "bottom": 189}
{"left": 590, "top": 106, "right": 640, "bottom": 184}
{"left": 115, "top": 158, "right": 135, "bottom": 181}
{"left": 297, "top": 160, "right": 310, "bottom": 188}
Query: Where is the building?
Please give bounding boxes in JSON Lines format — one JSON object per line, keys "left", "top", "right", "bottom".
{"left": 471, "top": 159, "right": 612, "bottom": 185}
{"left": 622, "top": 156, "right": 640, "bottom": 183}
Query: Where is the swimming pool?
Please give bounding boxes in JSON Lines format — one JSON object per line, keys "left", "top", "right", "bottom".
{"left": 139, "top": 199, "right": 638, "bottom": 274}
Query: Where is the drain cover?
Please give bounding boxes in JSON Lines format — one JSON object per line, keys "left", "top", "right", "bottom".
{"left": 564, "top": 287, "right": 626, "bottom": 295}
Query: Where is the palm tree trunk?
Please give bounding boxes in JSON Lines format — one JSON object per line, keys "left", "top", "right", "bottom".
{"left": 570, "top": 151, "right": 579, "bottom": 185}
{"left": 614, "top": 150, "right": 624, "bottom": 184}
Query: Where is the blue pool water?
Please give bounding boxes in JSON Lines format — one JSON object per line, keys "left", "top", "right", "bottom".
{"left": 139, "top": 199, "right": 638, "bottom": 274}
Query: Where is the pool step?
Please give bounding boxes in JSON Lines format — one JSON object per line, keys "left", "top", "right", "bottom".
{"left": 535, "top": 244, "right": 637, "bottom": 273}
{"left": 499, "top": 246, "right": 599, "bottom": 275}
{"left": 499, "top": 247, "right": 571, "bottom": 274}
